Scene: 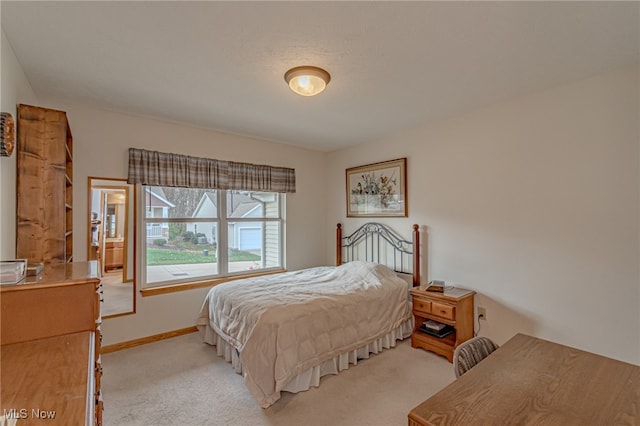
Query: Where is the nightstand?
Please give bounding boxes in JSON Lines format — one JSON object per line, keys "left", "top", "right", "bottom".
{"left": 409, "top": 287, "right": 476, "bottom": 362}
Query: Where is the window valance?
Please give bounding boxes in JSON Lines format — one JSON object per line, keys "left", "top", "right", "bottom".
{"left": 127, "top": 148, "right": 296, "bottom": 193}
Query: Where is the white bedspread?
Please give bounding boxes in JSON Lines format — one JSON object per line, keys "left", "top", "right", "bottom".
{"left": 196, "top": 261, "right": 412, "bottom": 408}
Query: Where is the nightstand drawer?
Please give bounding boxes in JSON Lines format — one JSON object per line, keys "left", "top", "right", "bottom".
{"left": 413, "top": 299, "right": 432, "bottom": 316}
{"left": 431, "top": 302, "right": 455, "bottom": 320}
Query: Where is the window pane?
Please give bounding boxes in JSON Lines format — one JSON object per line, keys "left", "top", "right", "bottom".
{"left": 142, "top": 188, "right": 283, "bottom": 288}
{"left": 227, "top": 221, "right": 280, "bottom": 273}
{"left": 144, "top": 187, "right": 217, "bottom": 219}
{"left": 263, "top": 221, "right": 281, "bottom": 268}
{"left": 226, "top": 190, "right": 279, "bottom": 219}
{"left": 146, "top": 221, "right": 219, "bottom": 284}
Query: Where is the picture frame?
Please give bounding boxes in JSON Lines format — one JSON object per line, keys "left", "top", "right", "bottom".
{"left": 0, "top": 112, "right": 15, "bottom": 157}
{"left": 346, "top": 158, "right": 407, "bottom": 217}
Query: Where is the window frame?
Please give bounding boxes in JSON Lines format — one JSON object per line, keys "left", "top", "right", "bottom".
{"left": 139, "top": 186, "right": 285, "bottom": 290}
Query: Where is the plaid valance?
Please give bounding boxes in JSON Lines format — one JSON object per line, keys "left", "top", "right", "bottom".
{"left": 127, "top": 148, "right": 296, "bottom": 193}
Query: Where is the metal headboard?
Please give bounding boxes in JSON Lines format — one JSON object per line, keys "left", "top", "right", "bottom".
{"left": 336, "top": 223, "right": 420, "bottom": 286}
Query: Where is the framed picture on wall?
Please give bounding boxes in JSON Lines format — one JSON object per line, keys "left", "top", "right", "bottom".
{"left": 346, "top": 158, "right": 407, "bottom": 217}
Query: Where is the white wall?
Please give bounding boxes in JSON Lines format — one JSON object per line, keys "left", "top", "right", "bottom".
{"left": 0, "top": 29, "right": 37, "bottom": 261}
{"left": 327, "top": 65, "right": 640, "bottom": 365}
{"left": 20, "top": 102, "right": 328, "bottom": 345}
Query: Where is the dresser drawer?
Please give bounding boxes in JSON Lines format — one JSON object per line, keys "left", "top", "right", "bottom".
{"left": 105, "top": 241, "right": 124, "bottom": 249}
{"left": 413, "top": 298, "right": 432, "bottom": 316}
{"left": 431, "top": 302, "right": 455, "bottom": 320}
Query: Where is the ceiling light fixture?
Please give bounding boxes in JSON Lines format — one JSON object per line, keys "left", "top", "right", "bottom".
{"left": 284, "top": 66, "right": 331, "bottom": 97}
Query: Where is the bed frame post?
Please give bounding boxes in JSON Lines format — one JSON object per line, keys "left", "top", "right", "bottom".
{"left": 336, "top": 223, "right": 342, "bottom": 266}
{"left": 413, "top": 224, "right": 420, "bottom": 287}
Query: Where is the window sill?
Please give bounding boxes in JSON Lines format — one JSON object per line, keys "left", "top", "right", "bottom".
{"left": 140, "top": 269, "right": 287, "bottom": 297}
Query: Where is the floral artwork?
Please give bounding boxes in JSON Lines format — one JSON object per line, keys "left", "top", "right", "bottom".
{"left": 351, "top": 170, "right": 397, "bottom": 208}
{"left": 346, "top": 158, "right": 407, "bottom": 217}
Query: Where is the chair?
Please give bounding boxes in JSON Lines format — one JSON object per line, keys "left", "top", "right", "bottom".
{"left": 453, "top": 336, "right": 499, "bottom": 378}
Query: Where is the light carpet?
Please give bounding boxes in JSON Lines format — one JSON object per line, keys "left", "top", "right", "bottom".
{"left": 101, "top": 271, "right": 134, "bottom": 317}
{"left": 101, "top": 332, "right": 455, "bottom": 426}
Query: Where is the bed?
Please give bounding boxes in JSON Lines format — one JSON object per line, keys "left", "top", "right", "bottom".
{"left": 196, "top": 222, "right": 420, "bottom": 408}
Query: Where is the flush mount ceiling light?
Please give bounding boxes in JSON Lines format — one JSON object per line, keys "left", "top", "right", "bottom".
{"left": 284, "top": 66, "right": 331, "bottom": 97}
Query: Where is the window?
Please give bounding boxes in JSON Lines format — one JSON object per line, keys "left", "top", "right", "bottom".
{"left": 142, "top": 186, "right": 284, "bottom": 287}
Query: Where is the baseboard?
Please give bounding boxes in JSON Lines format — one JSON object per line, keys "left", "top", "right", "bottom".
{"left": 101, "top": 326, "right": 198, "bottom": 354}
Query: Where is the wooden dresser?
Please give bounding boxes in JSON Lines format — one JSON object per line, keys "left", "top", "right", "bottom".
{"left": 0, "top": 261, "right": 103, "bottom": 425}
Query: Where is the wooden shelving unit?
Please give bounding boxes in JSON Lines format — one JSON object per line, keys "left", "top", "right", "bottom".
{"left": 16, "top": 104, "right": 73, "bottom": 264}
{"left": 65, "top": 122, "right": 74, "bottom": 262}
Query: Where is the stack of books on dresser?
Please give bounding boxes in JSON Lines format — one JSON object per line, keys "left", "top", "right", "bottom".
{"left": 419, "top": 319, "right": 454, "bottom": 338}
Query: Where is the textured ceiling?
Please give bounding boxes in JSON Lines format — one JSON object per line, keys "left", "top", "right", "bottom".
{"left": 2, "top": 1, "right": 638, "bottom": 152}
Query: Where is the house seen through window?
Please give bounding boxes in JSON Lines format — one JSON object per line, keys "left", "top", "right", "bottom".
{"left": 143, "top": 186, "right": 283, "bottom": 287}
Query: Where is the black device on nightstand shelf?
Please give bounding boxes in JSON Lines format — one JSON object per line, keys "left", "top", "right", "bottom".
{"left": 419, "top": 319, "right": 454, "bottom": 338}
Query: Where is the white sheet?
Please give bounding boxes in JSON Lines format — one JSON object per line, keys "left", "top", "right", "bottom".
{"left": 196, "top": 261, "right": 412, "bottom": 408}
{"left": 199, "top": 318, "right": 413, "bottom": 392}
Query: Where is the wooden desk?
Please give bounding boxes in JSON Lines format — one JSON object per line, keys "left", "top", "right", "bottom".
{"left": 408, "top": 333, "right": 640, "bottom": 425}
